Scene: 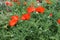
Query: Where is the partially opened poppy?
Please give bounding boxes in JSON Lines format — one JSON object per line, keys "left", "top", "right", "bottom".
{"left": 16, "top": 2, "right": 20, "bottom": 5}
{"left": 49, "top": 13, "right": 53, "bottom": 17}
{"left": 36, "top": 0, "right": 42, "bottom": 3}
{"left": 24, "top": 1, "right": 27, "bottom": 5}
{"left": 5, "top": 1, "right": 13, "bottom": 6}
{"left": 21, "top": 13, "right": 30, "bottom": 20}
{"left": 9, "top": 19, "right": 18, "bottom": 27}
{"left": 12, "top": 0, "right": 18, "bottom": 2}
{"left": 45, "top": 0, "right": 51, "bottom": 4}
{"left": 27, "top": 6, "right": 35, "bottom": 13}
{"left": 35, "top": 6, "right": 45, "bottom": 14}
{"left": 36, "top": 0, "right": 40, "bottom": 2}
{"left": 57, "top": 19, "right": 60, "bottom": 24}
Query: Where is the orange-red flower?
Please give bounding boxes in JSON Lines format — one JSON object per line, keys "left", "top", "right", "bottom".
{"left": 21, "top": 13, "right": 30, "bottom": 20}
{"left": 11, "top": 15, "right": 19, "bottom": 21}
{"left": 9, "top": 15, "right": 19, "bottom": 27}
{"left": 5, "top": 1, "right": 13, "bottom": 6}
{"left": 57, "top": 19, "right": 60, "bottom": 24}
{"left": 27, "top": 6, "right": 35, "bottom": 13}
{"left": 35, "top": 6, "right": 45, "bottom": 14}
{"left": 49, "top": 13, "right": 53, "bottom": 17}
{"left": 9, "top": 19, "right": 18, "bottom": 27}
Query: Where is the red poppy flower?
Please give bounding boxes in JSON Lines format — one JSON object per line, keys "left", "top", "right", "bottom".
{"left": 5, "top": 1, "right": 13, "bottom": 6}
{"left": 35, "top": 6, "right": 45, "bottom": 14}
{"left": 21, "top": 13, "right": 30, "bottom": 20}
{"left": 49, "top": 13, "right": 53, "bottom": 17}
{"left": 27, "top": 6, "right": 35, "bottom": 13}
{"left": 9, "top": 19, "right": 18, "bottom": 27}
{"left": 11, "top": 15, "right": 19, "bottom": 21}
{"left": 57, "top": 19, "right": 60, "bottom": 24}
